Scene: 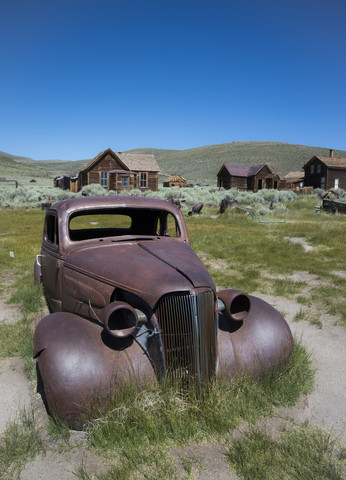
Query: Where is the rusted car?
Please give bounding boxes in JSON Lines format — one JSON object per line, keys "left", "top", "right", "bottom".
{"left": 34, "top": 196, "right": 293, "bottom": 427}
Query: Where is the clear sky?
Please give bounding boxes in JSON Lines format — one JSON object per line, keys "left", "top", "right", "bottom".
{"left": 1, "top": 0, "right": 345, "bottom": 160}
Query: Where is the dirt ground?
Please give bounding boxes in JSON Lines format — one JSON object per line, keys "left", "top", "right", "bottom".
{"left": 1, "top": 289, "right": 345, "bottom": 479}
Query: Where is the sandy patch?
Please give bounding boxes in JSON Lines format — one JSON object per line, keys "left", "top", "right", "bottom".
{"left": 0, "top": 271, "right": 22, "bottom": 324}
{"left": 332, "top": 270, "right": 346, "bottom": 280}
{"left": 171, "top": 440, "right": 240, "bottom": 480}
{"left": 0, "top": 358, "right": 32, "bottom": 434}
{"left": 20, "top": 449, "right": 109, "bottom": 480}
{"left": 0, "top": 304, "right": 22, "bottom": 324}
{"left": 285, "top": 236, "right": 314, "bottom": 252}
{"left": 257, "top": 293, "right": 346, "bottom": 440}
{"left": 261, "top": 270, "right": 329, "bottom": 286}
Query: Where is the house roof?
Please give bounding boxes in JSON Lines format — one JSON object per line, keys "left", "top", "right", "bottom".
{"left": 220, "top": 164, "right": 270, "bottom": 177}
{"left": 80, "top": 148, "right": 160, "bottom": 173}
{"left": 266, "top": 172, "right": 282, "bottom": 179}
{"left": 116, "top": 152, "right": 160, "bottom": 172}
{"left": 284, "top": 171, "right": 304, "bottom": 179}
{"left": 303, "top": 156, "right": 346, "bottom": 170}
{"left": 165, "top": 175, "right": 187, "bottom": 182}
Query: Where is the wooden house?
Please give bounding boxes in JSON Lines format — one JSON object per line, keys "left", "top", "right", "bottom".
{"left": 54, "top": 174, "right": 77, "bottom": 190}
{"left": 265, "top": 172, "right": 283, "bottom": 190}
{"left": 76, "top": 148, "right": 160, "bottom": 193}
{"left": 217, "top": 164, "right": 276, "bottom": 192}
{"left": 163, "top": 175, "right": 187, "bottom": 188}
{"left": 303, "top": 150, "right": 346, "bottom": 190}
{"left": 283, "top": 171, "right": 304, "bottom": 190}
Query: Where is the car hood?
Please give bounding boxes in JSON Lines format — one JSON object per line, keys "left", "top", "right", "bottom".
{"left": 64, "top": 240, "right": 215, "bottom": 307}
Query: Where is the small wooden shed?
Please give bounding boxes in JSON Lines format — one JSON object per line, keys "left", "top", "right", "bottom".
{"left": 217, "top": 164, "right": 273, "bottom": 192}
{"left": 53, "top": 174, "right": 77, "bottom": 190}
{"left": 283, "top": 171, "right": 304, "bottom": 190}
{"left": 163, "top": 175, "right": 187, "bottom": 188}
{"left": 265, "top": 172, "right": 283, "bottom": 189}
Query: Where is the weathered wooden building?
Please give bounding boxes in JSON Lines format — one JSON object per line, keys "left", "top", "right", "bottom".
{"left": 53, "top": 174, "right": 77, "bottom": 190}
{"left": 283, "top": 171, "right": 305, "bottom": 190}
{"left": 74, "top": 149, "right": 160, "bottom": 193}
{"left": 303, "top": 149, "right": 346, "bottom": 190}
{"left": 163, "top": 175, "right": 187, "bottom": 188}
{"left": 265, "top": 172, "right": 283, "bottom": 189}
{"left": 217, "top": 164, "right": 278, "bottom": 192}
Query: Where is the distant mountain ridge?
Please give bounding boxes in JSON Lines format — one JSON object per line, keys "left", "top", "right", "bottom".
{"left": 1, "top": 142, "right": 346, "bottom": 185}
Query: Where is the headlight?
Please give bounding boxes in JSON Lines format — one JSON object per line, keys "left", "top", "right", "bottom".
{"left": 102, "top": 301, "right": 139, "bottom": 338}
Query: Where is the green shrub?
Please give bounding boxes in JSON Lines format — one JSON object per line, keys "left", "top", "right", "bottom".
{"left": 0, "top": 185, "right": 74, "bottom": 208}
{"left": 256, "top": 206, "right": 272, "bottom": 216}
{"left": 81, "top": 184, "right": 108, "bottom": 196}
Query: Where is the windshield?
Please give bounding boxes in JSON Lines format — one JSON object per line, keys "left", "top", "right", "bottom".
{"left": 68, "top": 207, "right": 181, "bottom": 241}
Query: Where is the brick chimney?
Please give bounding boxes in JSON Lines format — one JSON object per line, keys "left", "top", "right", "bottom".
{"left": 329, "top": 149, "right": 334, "bottom": 158}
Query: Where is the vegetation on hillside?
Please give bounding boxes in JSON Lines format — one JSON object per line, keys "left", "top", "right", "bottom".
{"left": 128, "top": 142, "right": 346, "bottom": 183}
{"left": 2, "top": 142, "right": 346, "bottom": 186}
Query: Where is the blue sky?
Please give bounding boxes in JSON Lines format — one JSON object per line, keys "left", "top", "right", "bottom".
{"left": 1, "top": 0, "right": 345, "bottom": 160}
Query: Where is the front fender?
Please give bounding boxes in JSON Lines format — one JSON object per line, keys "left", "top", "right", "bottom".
{"left": 34, "top": 312, "right": 155, "bottom": 427}
{"left": 218, "top": 293, "right": 293, "bottom": 377}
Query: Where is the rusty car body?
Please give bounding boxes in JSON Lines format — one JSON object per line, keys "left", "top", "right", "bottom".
{"left": 34, "top": 196, "right": 293, "bottom": 427}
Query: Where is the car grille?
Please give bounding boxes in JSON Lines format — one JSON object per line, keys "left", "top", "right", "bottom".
{"left": 155, "top": 290, "right": 216, "bottom": 386}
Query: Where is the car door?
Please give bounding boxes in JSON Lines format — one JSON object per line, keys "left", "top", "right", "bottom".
{"left": 41, "top": 212, "right": 63, "bottom": 311}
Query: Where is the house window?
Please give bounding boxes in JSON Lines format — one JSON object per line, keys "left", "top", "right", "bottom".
{"left": 321, "top": 177, "right": 326, "bottom": 189}
{"left": 100, "top": 171, "right": 108, "bottom": 187}
{"left": 258, "top": 179, "right": 263, "bottom": 190}
{"left": 140, "top": 172, "right": 147, "bottom": 188}
{"left": 122, "top": 176, "right": 128, "bottom": 187}
{"left": 334, "top": 178, "right": 339, "bottom": 189}
{"left": 310, "top": 164, "right": 314, "bottom": 174}
{"left": 317, "top": 163, "right": 321, "bottom": 173}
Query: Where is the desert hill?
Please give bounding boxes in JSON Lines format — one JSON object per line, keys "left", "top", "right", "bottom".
{"left": 1, "top": 142, "right": 345, "bottom": 185}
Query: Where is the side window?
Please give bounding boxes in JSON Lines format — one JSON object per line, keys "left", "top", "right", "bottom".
{"left": 317, "top": 163, "right": 321, "bottom": 173}
{"left": 166, "top": 213, "right": 180, "bottom": 237}
{"left": 140, "top": 172, "right": 147, "bottom": 188}
{"left": 100, "top": 171, "right": 108, "bottom": 187}
{"left": 157, "top": 213, "right": 180, "bottom": 237}
{"left": 310, "top": 164, "right": 314, "bottom": 174}
{"left": 46, "top": 214, "right": 59, "bottom": 245}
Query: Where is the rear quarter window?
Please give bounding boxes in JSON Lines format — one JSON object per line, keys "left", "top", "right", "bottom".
{"left": 45, "top": 214, "right": 59, "bottom": 245}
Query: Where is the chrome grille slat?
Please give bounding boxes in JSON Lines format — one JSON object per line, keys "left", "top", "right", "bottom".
{"left": 156, "top": 291, "right": 216, "bottom": 386}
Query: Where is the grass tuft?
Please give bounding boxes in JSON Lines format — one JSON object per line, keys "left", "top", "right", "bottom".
{"left": 9, "top": 276, "right": 44, "bottom": 315}
{"left": 0, "top": 410, "right": 44, "bottom": 479}
{"left": 227, "top": 424, "right": 345, "bottom": 480}
{"left": 0, "top": 316, "right": 36, "bottom": 379}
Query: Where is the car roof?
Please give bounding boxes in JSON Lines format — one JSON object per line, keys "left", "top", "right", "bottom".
{"left": 50, "top": 196, "right": 181, "bottom": 216}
